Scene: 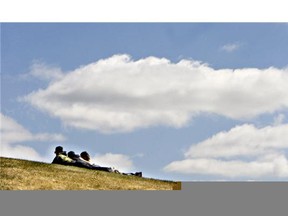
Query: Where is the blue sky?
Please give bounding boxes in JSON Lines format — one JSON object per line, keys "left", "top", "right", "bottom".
{"left": 1, "top": 23, "right": 288, "bottom": 181}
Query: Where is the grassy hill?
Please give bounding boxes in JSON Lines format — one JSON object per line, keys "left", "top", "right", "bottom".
{"left": 0, "top": 157, "right": 181, "bottom": 190}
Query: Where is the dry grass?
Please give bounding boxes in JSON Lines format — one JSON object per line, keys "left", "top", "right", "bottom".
{"left": 0, "top": 157, "right": 181, "bottom": 190}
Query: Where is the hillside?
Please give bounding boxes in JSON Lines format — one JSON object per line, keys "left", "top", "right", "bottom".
{"left": 0, "top": 157, "right": 181, "bottom": 190}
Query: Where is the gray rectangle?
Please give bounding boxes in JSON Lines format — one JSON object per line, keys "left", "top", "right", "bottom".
{"left": 1, "top": 183, "right": 287, "bottom": 216}
{"left": 181, "top": 182, "right": 288, "bottom": 216}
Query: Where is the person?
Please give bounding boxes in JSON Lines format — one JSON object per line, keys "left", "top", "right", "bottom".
{"left": 80, "top": 151, "right": 91, "bottom": 163}
{"left": 52, "top": 146, "right": 75, "bottom": 165}
{"left": 52, "top": 146, "right": 142, "bottom": 177}
{"left": 79, "top": 151, "right": 142, "bottom": 177}
{"left": 67, "top": 151, "right": 114, "bottom": 172}
{"left": 79, "top": 151, "right": 108, "bottom": 169}
{"left": 79, "top": 151, "right": 121, "bottom": 174}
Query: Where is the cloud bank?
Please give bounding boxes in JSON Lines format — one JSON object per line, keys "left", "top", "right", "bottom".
{"left": 24, "top": 54, "right": 288, "bottom": 133}
{"left": 0, "top": 113, "right": 65, "bottom": 162}
{"left": 164, "top": 123, "right": 288, "bottom": 179}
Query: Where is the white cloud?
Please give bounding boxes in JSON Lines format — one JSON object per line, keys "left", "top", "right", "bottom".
{"left": 24, "top": 54, "right": 288, "bottom": 133}
{"left": 221, "top": 42, "right": 242, "bottom": 52}
{"left": 91, "top": 153, "right": 134, "bottom": 173}
{"left": 164, "top": 154, "right": 288, "bottom": 178}
{"left": 273, "top": 113, "right": 286, "bottom": 126}
{"left": 29, "top": 61, "right": 64, "bottom": 81}
{"left": 0, "top": 113, "right": 65, "bottom": 162}
{"left": 185, "top": 124, "right": 288, "bottom": 159}
{"left": 164, "top": 124, "right": 288, "bottom": 179}
{"left": 1, "top": 142, "right": 49, "bottom": 162}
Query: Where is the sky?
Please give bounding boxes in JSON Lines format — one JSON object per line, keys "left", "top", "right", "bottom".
{"left": 1, "top": 23, "right": 288, "bottom": 181}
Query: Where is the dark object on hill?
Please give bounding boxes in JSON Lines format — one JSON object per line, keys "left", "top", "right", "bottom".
{"left": 54, "top": 146, "right": 63, "bottom": 154}
{"left": 52, "top": 146, "right": 143, "bottom": 177}
{"left": 67, "top": 151, "right": 113, "bottom": 172}
{"left": 52, "top": 146, "right": 75, "bottom": 165}
{"left": 80, "top": 151, "right": 90, "bottom": 162}
{"left": 135, "top": 172, "right": 142, "bottom": 177}
{"left": 68, "top": 151, "right": 80, "bottom": 159}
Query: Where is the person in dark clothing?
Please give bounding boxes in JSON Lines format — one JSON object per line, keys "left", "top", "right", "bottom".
{"left": 52, "top": 146, "right": 142, "bottom": 177}
{"left": 79, "top": 151, "right": 108, "bottom": 169}
{"left": 52, "top": 146, "right": 75, "bottom": 165}
{"left": 79, "top": 151, "right": 142, "bottom": 177}
{"left": 80, "top": 151, "right": 91, "bottom": 163}
{"left": 67, "top": 151, "right": 113, "bottom": 172}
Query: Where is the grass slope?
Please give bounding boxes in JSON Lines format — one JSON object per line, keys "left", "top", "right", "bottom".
{"left": 0, "top": 157, "right": 181, "bottom": 190}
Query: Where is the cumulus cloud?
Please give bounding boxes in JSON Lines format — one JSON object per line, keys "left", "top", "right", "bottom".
{"left": 221, "top": 42, "right": 242, "bottom": 52}
{"left": 91, "top": 153, "right": 134, "bottom": 172}
{"left": 164, "top": 154, "right": 288, "bottom": 178}
{"left": 185, "top": 124, "right": 288, "bottom": 159}
{"left": 23, "top": 54, "right": 288, "bottom": 133}
{"left": 0, "top": 113, "right": 65, "bottom": 162}
{"left": 164, "top": 124, "right": 288, "bottom": 179}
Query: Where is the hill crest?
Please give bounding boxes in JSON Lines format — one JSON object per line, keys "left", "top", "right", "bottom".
{"left": 0, "top": 157, "right": 181, "bottom": 190}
